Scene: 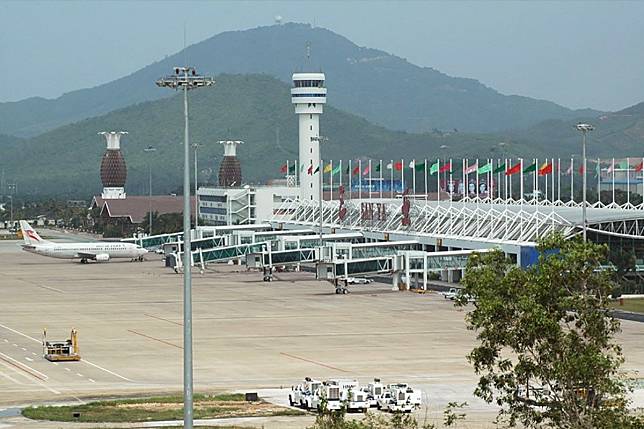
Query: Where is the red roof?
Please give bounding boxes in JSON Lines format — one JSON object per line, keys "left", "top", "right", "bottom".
{"left": 91, "top": 195, "right": 195, "bottom": 224}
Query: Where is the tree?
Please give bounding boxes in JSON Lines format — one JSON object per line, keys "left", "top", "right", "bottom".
{"left": 459, "top": 234, "right": 642, "bottom": 428}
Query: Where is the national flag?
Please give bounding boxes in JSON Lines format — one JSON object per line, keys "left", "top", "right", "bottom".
{"left": 564, "top": 163, "right": 573, "bottom": 175}
{"left": 314, "top": 166, "right": 320, "bottom": 174}
{"left": 439, "top": 162, "right": 452, "bottom": 173}
{"left": 505, "top": 162, "right": 521, "bottom": 176}
{"left": 362, "top": 165, "right": 371, "bottom": 175}
{"left": 635, "top": 161, "right": 644, "bottom": 173}
{"left": 606, "top": 160, "right": 615, "bottom": 174}
{"left": 375, "top": 163, "right": 381, "bottom": 172}
{"left": 429, "top": 162, "right": 439, "bottom": 175}
{"left": 414, "top": 161, "right": 425, "bottom": 172}
{"left": 619, "top": 160, "right": 631, "bottom": 170}
{"left": 386, "top": 162, "right": 393, "bottom": 170}
{"left": 280, "top": 163, "right": 288, "bottom": 173}
{"left": 464, "top": 163, "right": 478, "bottom": 174}
{"left": 538, "top": 162, "right": 552, "bottom": 176}
{"left": 493, "top": 163, "right": 506, "bottom": 174}
{"left": 408, "top": 160, "right": 415, "bottom": 169}
{"left": 523, "top": 163, "right": 537, "bottom": 173}
{"left": 307, "top": 164, "right": 313, "bottom": 175}
{"left": 331, "top": 165, "right": 342, "bottom": 175}
{"left": 352, "top": 165, "right": 360, "bottom": 175}
{"left": 289, "top": 164, "right": 296, "bottom": 173}
{"left": 394, "top": 162, "right": 403, "bottom": 171}
{"left": 477, "top": 163, "right": 492, "bottom": 174}
{"left": 578, "top": 165, "right": 585, "bottom": 175}
{"left": 323, "top": 163, "right": 333, "bottom": 173}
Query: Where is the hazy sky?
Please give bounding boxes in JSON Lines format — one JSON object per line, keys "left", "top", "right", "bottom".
{"left": 1, "top": 1, "right": 642, "bottom": 111}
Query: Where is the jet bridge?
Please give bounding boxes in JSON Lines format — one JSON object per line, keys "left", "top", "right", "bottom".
{"left": 173, "top": 241, "right": 270, "bottom": 271}
{"left": 317, "top": 248, "right": 493, "bottom": 291}
{"left": 123, "top": 231, "right": 183, "bottom": 250}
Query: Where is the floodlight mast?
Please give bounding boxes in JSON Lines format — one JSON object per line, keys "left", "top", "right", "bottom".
{"left": 575, "top": 122, "right": 594, "bottom": 242}
{"left": 155, "top": 66, "right": 214, "bottom": 429}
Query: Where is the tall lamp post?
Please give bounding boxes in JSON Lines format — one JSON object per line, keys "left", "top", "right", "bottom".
{"left": 575, "top": 123, "right": 594, "bottom": 242}
{"left": 192, "top": 143, "right": 201, "bottom": 230}
{"left": 156, "top": 67, "right": 214, "bottom": 429}
{"left": 311, "top": 135, "right": 328, "bottom": 247}
{"left": 144, "top": 146, "right": 156, "bottom": 235}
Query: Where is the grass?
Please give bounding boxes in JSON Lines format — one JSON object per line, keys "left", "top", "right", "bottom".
{"left": 22, "top": 392, "right": 305, "bottom": 423}
{"left": 610, "top": 298, "right": 644, "bottom": 314}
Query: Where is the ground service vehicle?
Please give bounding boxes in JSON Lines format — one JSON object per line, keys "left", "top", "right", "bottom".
{"left": 362, "top": 378, "right": 385, "bottom": 407}
{"left": 329, "top": 379, "right": 368, "bottom": 412}
{"left": 289, "top": 377, "right": 321, "bottom": 408}
{"left": 311, "top": 382, "right": 342, "bottom": 411}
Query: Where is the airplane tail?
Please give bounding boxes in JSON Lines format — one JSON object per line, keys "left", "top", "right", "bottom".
{"left": 19, "top": 220, "right": 49, "bottom": 245}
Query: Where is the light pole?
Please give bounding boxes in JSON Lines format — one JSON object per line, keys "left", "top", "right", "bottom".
{"left": 156, "top": 66, "right": 214, "bottom": 429}
{"left": 576, "top": 123, "right": 594, "bottom": 242}
{"left": 144, "top": 146, "right": 156, "bottom": 236}
{"left": 311, "top": 135, "right": 328, "bottom": 247}
{"left": 192, "top": 143, "right": 201, "bottom": 230}
{"left": 8, "top": 195, "right": 13, "bottom": 227}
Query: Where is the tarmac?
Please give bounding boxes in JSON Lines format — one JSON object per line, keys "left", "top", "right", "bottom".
{"left": 0, "top": 230, "right": 642, "bottom": 428}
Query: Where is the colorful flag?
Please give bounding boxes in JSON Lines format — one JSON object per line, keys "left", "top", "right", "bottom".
{"left": 635, "top": 161, "right": 644, "bottom": 172}
{"left": 429, "top": 162, "right": 439, "bottom": 175}
{"left": 439, "top": 162, "right": 452, "bottom": 173}
{"left": 323, "top": 163, "right": 332, "bottom": 173}
{"left": 408, "top": 160, "right": 415, "bottom": 169}
{"left": 352, "top": 165, "right": 360, "bottom": 175}
{"left": 606, "top": 160, "right": 615, "bottom": 174}
{"left": 280, "top": 163, "right": 288, "bottom": 173}
{"left": 289, "top": 164, "right": 296, "bottom": 173}
{"left": 523, "top": 163, "right": 537, "bottom": 173}
{"left": 386, "top": 162, "right": 393, "bottom": 170}
{"left": 314, "top": 166, "right": 320, "bottom": 174}
{"left": 477, "top": 163, "right": 492, "bottom": 174}
{"left": 362, "top": 165, "right": 371, "bottom": 175}
{"left": 493, "top": 163, "right": 506, "bottom": 174}
{"left": 307, "top": 164, "right": 313, "bottom": 175}
{"left": 375, "top": 163, "right": 381, "bottom": 172}
{"left": 464, "top": 163, "right": 478, "bottom": 174}
{"left": 414, "top": 161, "right": 425, "bottom": 172}
{"left": 538, "top": 162, "right": 552, "bottom": 176}
{"left": 578, "top": 165, "right": 585, "bottom": 175}
{"left": 331, "top": 165, "right": 342, "bottom": 175}
{"left": 564, "top": 163, "right": 573, "bottom": 175}
{"left": 505, "top": 162, "right": 521, "bottom": 176}
{"left": 394, "top": 162, "right": 403, "bottom": 171}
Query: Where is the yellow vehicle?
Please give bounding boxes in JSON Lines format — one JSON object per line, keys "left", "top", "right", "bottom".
{"left": 43, "top": 328, "right": 81, "bottom": 362}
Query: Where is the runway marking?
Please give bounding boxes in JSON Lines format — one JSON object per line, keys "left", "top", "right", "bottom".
{"left": 76, "top": 373, "right": 83, "bottom": 377}
{"left": 128, "top": 329, "right": 182, "bottom": 350}
{"left": 279, "top": 352, "right": 349, "bottom": 373}
{"left": 0, "top": 352, "right": 48, "bottom": 381}
{"left": 12, "top": 344, "right": 17, "bottom": 347}
{"left": 25, "top": 357, "right": 33, "bottom": 362}
{"left": 0, "top": 322, "right": 41, "bottom": 344}
{"left": 2, "top": 339, "right": 7, "bottom": 342}
{"left": 82, "top": 359, "right": 132, "bottom": 382}
{"left": 64, "top": 368, "right": 71, "bottom": 372}
{"left": 0, "top": 368, "right": 21, "bottom": 385}
{"left": 20, "top": 347, "right": 26, "bottom": 351}
{"left": 144, "top": 313, "right": 183, "bottom": 326}
{"left": 88, "top": 378, "right": 96, "bottom": 383}
{"left": 31, "top": 352, "right": 37, "bottom": 356}
{"left": 38, "top": 285, "right": 64, "bottom": 293}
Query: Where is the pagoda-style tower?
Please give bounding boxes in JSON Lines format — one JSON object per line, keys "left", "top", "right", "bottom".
{"left": 99, "top": 131, "right": 128, "bottom": 199}
{"left": 218, "top": 140, "right": 243, "bottom": 187}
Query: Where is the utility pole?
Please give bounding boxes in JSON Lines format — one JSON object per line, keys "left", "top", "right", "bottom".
{"left": 193, "top": 143, "right": 201, "bottom": 230}
{"left": 156, "top": 67, "right": 214, "bottom": 429}
{"left": 576, "top": 123, "right": 594, "bottom": 242}
{"left": 144, "top": 146, "right": 156, "bottom": 235}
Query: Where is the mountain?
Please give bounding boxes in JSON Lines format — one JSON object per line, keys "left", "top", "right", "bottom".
{"left": 0, "top": 23, "right": 598, "bottom": 138}
{"left": 0, "top": 74, "right": 521, "bottom": 197}
{"left": 506, "top": 101, "right": 644, "bottom": 158}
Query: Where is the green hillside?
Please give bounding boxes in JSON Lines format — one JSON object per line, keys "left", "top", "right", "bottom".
{"left": 0, "top": 23, "right": 597, "bottom": 138}
{"left": 0, "top": 74, "right": 507, "bottom": 197}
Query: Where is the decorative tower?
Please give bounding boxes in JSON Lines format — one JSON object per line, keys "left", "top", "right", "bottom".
{"left": 291, "top": 72, "right": 326, "bottom": 201}
{"left": 99, "top": 131, "right": 128, "bottom": 199}
{"left": 218, "top": 140, "right": 243, "bottom": 187}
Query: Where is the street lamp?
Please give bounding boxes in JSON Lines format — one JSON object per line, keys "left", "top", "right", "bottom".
{"left": 575, "top": 123, "right": 594, "bottom": 242}
{"left": 144, "top": 146, "right": 156, "bottom": 236}
{"left": 192, "top": 143, "right": 202, "bottom": 229}
{"left": 156, "top": 66, "right": 214, "bottom": 429}
{"left": 311, "top": 135, "right": 329, "bottom": 247}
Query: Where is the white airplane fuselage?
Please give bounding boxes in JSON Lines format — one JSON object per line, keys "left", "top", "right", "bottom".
{"left": 22, "top": 242, "right": 146, "bottom": 261}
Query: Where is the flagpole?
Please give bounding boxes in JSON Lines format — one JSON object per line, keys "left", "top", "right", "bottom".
{"left": 349, "top": 159, "right": 352, "bottom": 200}
{"left": 424, "top": 158, "right": 428, "bottom": 201}
{"left": 612, "top": 158, "right": 615, "bottom": 205}
{"left": 476, "top": 158, "right": 480, "bottom": 200}
{"left": 449, "top": 158, "right": 453, "bottom": 201}
{"left": 401, "top": 158, "right": 405, "bottom": 193}
{"left": 571, "top": 158, "right": 574, "bottom": 203}
{"left": 368, "top": 159, "right": 372, "bottom": 200}
{"left": 339, "top": 159, "right": 343, "bottom": 188}
{"left": 330, "top": 160, "right": 333, "bottom": 202}
{"left": 627, "top": 157, "right": 630, "bottom": 206}
{"left": 551, "top": 157, "right": 555, "bottom": 203}
{"left": 390, "top": 159, "right": 394, "bottom": 198}
{"left": 597, "top": 158, "right": 601, "bottom": 202}
{"left": 557, "top": 158, "right": 561, "bottom": 202}
{"left": 411, "top": 160, "right": 416, "bottom": 196}
{"left": 520, "top": 159, "right": 524, "bottom": 202}
{"left": 436, "top": 158, "right": 440, "bottom": 203}
{"left": 359, "top": 159, "right": 362, "bottom": 200}
{"left": 379, "top": 160, "right": 383, "bottom": 199}
{"left": 462, "top": 158, "right": 466, "bottom": 199}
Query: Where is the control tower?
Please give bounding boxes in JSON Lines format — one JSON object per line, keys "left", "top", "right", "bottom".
{"left": 291, "top": 72, "right": 326, "bottom": 201}
{"left": 98, "top": 131, "right": 128, "bottom": 199}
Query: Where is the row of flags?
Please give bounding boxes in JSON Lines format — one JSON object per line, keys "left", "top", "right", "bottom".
{"left": 281, "top": 159, "right": 644, "bottom": 176}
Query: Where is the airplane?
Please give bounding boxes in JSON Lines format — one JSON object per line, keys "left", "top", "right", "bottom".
{"left": 19, "top": 220, "right": 147, "bottom": 263}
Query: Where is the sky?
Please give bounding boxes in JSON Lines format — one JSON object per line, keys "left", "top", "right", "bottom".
{"left": 0, "top": 1, "right": 643, "bottom": 111}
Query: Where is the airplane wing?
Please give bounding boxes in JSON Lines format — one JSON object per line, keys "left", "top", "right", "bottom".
{"left": 77, "top": 252, "right": 98, "bottom": 260}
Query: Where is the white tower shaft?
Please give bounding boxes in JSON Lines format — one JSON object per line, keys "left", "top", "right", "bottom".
{"left": 291, "top": 72, "right": 326, "bottom": 201}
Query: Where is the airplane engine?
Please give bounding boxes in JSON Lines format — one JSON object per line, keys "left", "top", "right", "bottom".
{"left": 95, "top": 254, "right": 110, "bottom": 262}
